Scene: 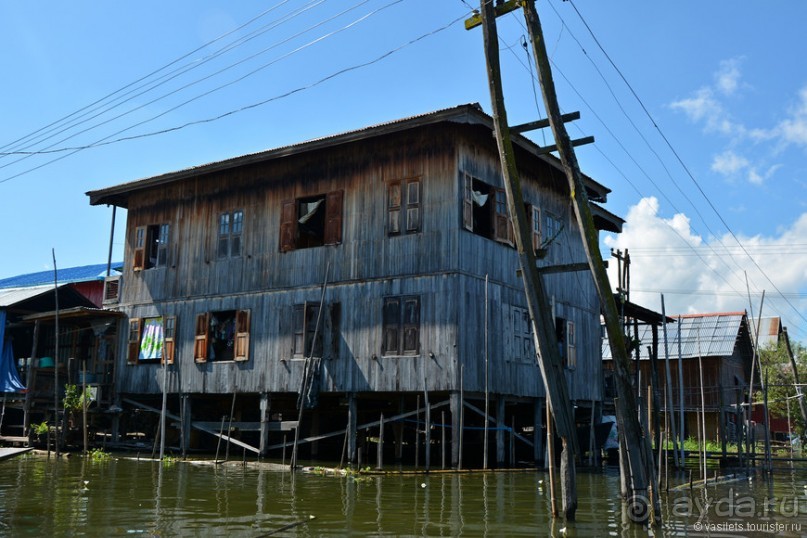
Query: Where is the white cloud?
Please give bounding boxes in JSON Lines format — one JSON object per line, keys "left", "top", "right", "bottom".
{"left": 775, "top": 85, "right": 807, "bottom": 148}
{"left": 714, "top": 58, "right": 743, "bottom": 96}
{"left": 711, "top": 150, "right": 749, "bottom": 176}
{"left": 603, "top": 198, "right": 807, "bottom": 331}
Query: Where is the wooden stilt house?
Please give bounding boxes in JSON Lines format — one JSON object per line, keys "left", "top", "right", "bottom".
{"left": 87, "top": 104, "right": 624, "bottom": 466}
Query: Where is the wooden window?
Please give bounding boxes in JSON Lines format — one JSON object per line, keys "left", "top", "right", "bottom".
{"left": 132, "top": 223, "right": 169, "bottom": 271}
{"left": 127, "top": 318, "right": 141, "bottom": 365}
{"left": 555, "top": 316, "right": 574, "bottom": 369}
{"left": 163, "top": 316, "right": 176, "bottom": 365}
{"left": 293, "top": 303, "right": 323, "bottom": 358}
{"left": 544, "top": 212, "right": 563, "bottom": 248}
{"left": 512, "top": 306, "right": 534, "bottom": 363}
{"left": 133, "top": 226, "right": 146, "bottom": 271}
{"left": 194, "top": 310, "right": 248, "bottom": 363}
{"left": 526, "top": 204, "right": 542, "bottom": 254}
{"left": 128, "top": 317, "right": 175, "bottom": 365}
{"left": 566, "top": 320, "right": 576, "bottom": 370}
{"left": 218, "top": 210, "right": 244, "bottom": 258}
{"left": 279, "top": 190, "right": 343, "bottom": 252}
{"left": 388, "top": 179, "right": 421, "bottom": 235}
{"left": 382, "top": 296, "right": 420, "bottom": 356}
{"left": 194, "top": 313, "right": 209, "bottom": 363}
{"left": 234, "top": 309, "right": 250, "bottom": 362}
{"left": 462, "top": 174, "right": 512, "bottom": 246}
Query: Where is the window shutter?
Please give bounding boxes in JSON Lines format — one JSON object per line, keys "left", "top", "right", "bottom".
{"left": 133, "top": 226, "right": 147, "bottom": 271}
{"left": 163, "top": 316, "right": 176, "bottom": 365}
{"left": 567, "top": 320, "right": 576, "bottom": 370}
{"left": 388, "top": 182, "right": 401, "bottom": 235}
{"left": 494, "top": 188, "right": 511, "bottom": 245}
{"left": 279, "top": 200, "right": 297, "bottom": 252}
{"left": 127, "top": 318, "right": 141, "bottom": 365}
{"left": 194, "top": 313, "right": 209, "bottom": 363}
{"left": 234, "top": 309, "right": 251, "bottom": 362}
{"left": 382, "top": 297, "right": 401, "bottom": 355}
{"left": 406, "top": 180, "right": 420, "bottom": 233}
{"left": 402, "top": 297, "right": 420, "bottom": 354}
{"left": 462, "top": 173, "right": 473, "bottom": 231}
{"left": 324, "top": 190, "right": 344, "bottom": 245}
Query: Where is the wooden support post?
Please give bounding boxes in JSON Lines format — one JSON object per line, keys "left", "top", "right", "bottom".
{"left": 259, "top": 393, "right": 271, "bottom": 456}
{"left": 496, "top": 398, "right": 506, "bottom": 467}
{"left": 450, "top": 392, "right": 462, "bottom": 469}
{"left": 395, "top": 396, "right": 404, "bottom": 462}
{"left": 660, "top": 295, "right": 679, "bottom": 469}
{"left": 23, "top": 321, "right": 40, "bottom": 437}
{"left": 377, "top": 412, "right": 384, "bottom": 470}
{"left": 546, "top": 402, "right": 557, "bottom": 516}
{"left": 424, "top": 395, "right": 431, "bottom": 471}
{"left": 477, "top": 0, "right": 578, "bottom": 519}
{"left": 441, "top": 410, "right": 446, "bottom": 470}
{"left": 650, "top": 327, "right": 662, "bottom": 456}
{"left": 520, "top": 0, "right": 656, "bottom": 523}
{"left": 347, "top": 393, "right": 357, "bottom": 464}
{"left": 534, "top": 398, "right": 544, "bottom": 466}
{"left": 415, "top": 394, "right": 420, "bottom": 470}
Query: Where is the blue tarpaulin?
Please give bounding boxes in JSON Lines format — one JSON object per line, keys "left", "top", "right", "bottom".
{"left": 0, "top": 310, "right": 25, "bottom": 393}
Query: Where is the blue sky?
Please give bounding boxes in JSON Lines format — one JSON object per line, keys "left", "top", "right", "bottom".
{"left": 1, "top": 1, "right": 806, "bottom": 341}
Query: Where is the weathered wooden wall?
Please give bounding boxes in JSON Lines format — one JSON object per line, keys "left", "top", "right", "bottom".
{"left": 114, "top": 122, "right": 604, "bottom": 404}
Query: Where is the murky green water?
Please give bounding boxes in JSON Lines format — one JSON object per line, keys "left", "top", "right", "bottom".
{"left": 1, "top": 455, "right": 806, "bottom": 536}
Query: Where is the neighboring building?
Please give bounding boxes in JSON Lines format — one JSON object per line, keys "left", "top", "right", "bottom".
{"left": 87, "top": 104, "right": 624, "bottom": 466}
{"left": 0, "top": 263, "right": 123, "bottom": 443}
{"left": 603, "top": 311, "right": 755, "bottom": 444}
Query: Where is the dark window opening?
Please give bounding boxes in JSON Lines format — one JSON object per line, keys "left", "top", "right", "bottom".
{"left": 280, "top": 190, "right": 343, "bottom": 252}
{"left": 293, "top": 303, "right": 323, "bottom": 358}
{"left": 133, "top": 223, "right": 169, "bottom": 271}
{"left": 194, "top": 309, "right": 250, "bottom": 363}
{"left": 382, "top": 295, "right": 420, "bottom": 356}
{"left": 555, "top": 317, "right": 576, "bottom": 369}
{"left": 462, "top": 173, "right": 512, "bottom": 245}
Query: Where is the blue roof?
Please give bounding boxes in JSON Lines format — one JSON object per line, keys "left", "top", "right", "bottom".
{"left": 0, "top": 263, "right": 122, "bottom": 290}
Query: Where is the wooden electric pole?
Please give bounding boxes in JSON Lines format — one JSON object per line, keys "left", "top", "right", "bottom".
{"left": 475, "top": 0, "right": 578, "bottom": 520}
{"left": 519, "top": 0, "right": 659, "bottom": 524}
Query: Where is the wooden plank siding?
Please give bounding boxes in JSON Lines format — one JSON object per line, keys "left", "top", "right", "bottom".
{"left": 109, "top": 119, "right": 608, "bottom": 405}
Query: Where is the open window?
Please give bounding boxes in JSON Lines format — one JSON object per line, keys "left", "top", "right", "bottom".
{"left": 133, "top": 223, "right": 170, "bottom": 271}
{"left": 555, "top": 317, "right": 576, "bottom": 370}
{"left": 388, "top": 179, "right": 421, "bottom": 235}
{"left": 293, "top": 303, "right": 323, "bottom": 358}
{"left": 193, "top": 309, "right": 250, "bottom": 363}
{"left": 127, "top": 316, "right": 176, "bottom": 365}
{"left": 382, "top": 296, "right": 420, "bottom": 356}
{"left": 218, "top": 210, "right": 243, "bottom": 258}
{"left": 280, "top": 190, "right": 343, "bottom": 252}
{"left": 526, "top": 204, "right": 543, "bottom": 256}
{"left": 462, "top": 173, "right": 512, "bottom": 245}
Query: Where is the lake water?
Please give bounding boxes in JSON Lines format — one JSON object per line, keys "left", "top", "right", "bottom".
{"left": 1, "top": 454, "right": 806, "bottom": 536}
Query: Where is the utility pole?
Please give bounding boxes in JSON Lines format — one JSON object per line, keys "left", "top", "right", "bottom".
{"left": 519, "top": 0, "right": 659, "bottom": 524}
{"left": 474, "top": 0, "right": 578, "bottom": 520}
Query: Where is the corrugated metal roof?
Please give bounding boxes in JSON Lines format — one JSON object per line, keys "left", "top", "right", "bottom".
{"left": 753, "top": 316, "right": 781, "bottom": 349}
{"left": 86, "top": 103, "right": 612, "bottom": 208}
{"left": 0, "top": 285, "right": 53, "bottom": 308}
{"left": 0, "top": 263, "right": 121, "bottom": 290}
{"left": 602, "top": 312, "right": 748, "bottom": 360}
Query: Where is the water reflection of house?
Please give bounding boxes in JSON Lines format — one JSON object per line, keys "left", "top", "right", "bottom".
{"left": 603, "top": 311, "right": 755, "bottom": 444}
{"left": 0, "top": 264, "right": 122, "bottom": 444}
{"left": 86, "top": 104, "right": 626, "bottom": 466}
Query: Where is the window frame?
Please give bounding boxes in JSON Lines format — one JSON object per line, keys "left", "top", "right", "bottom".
{"left": 388, "top": 178, "right": 421, "bottom": 235}
{"left": 127, "top": 316, "right": 176, "bottom": 365}
{"left": 194, "top": 309, "right": 251, "bottom": 363}
{"left": 461, "top": 173, "right": 512, "bottom": 246}
{"left": 382, "top": 295, "right": 421, "bottom": 357}
{"left": 279, "top": 190, "right": 343, "bottom": 252}
{"left": 217, "top": 209, "right": 244, "bottom": 259}
{"left": 292, "top": 303, "right": 323, "bottom": 359}
{"left": 133, "top": 223, "right": 170, "bottom": 271}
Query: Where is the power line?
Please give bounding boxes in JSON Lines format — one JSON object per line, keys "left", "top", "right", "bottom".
{"left": 563, "top": 0, "right": 807, "bottom": 327}
{"left": 0, "top": 6, "right": 468, "bottom": 184}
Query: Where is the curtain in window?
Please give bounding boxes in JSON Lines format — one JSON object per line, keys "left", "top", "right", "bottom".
{"left": 471, "top": 191, "right": 488, "bottom": 206}
{"left": 298, "top": 199, "right": 324, "bottom": 224}
{"left": 139, "top": 318, "right": 164, "bottom": 360}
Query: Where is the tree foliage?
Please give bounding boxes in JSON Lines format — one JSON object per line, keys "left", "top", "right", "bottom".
{"left": 757, "top": 339, "right": 807, "bottom": 440}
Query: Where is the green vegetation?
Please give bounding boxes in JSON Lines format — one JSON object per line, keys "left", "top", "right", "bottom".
{"left": 32, "top": 421, "right": 49, "bottom": 437}
{"left": 88, "top": 448, "right": 112, "bottom": 463}
{"left": 758, "top": 340, "right": 807, "bottom": 441}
